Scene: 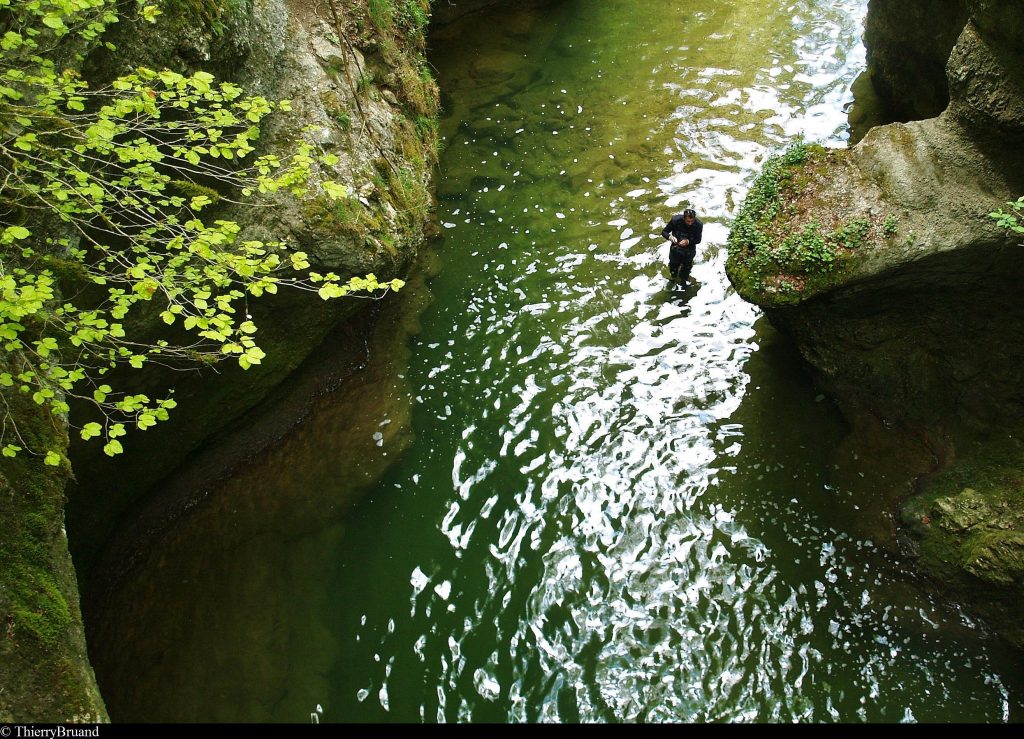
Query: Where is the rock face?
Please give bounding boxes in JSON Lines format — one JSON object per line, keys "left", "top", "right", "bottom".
{"left": 726, "top": 0, "right": 1024, "bottom": 644}
{"left": 0, "top": 357, "right": 108, "bottom": 722}
{"left": 66, "top": 0, "right": 439, "bottom": 570}
{"left": 900, "top": 433, "right": 1024, "bottom": 647}
{"left": 2, "top": 0, "right": 438, "bottom": 722}
{"left": 862, "top": 0, "right": 968, "bottom": 123}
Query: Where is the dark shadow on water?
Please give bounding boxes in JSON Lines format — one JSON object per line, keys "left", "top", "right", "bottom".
{"left": 659, "top": 276, "right": 702, "bottom": 306}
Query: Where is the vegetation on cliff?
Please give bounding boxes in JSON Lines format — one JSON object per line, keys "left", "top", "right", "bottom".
{"left": 900, "top": 431, "right": 1024, "bottom": 647}
{"left": 1, "top": 0, "right": 439, "bottom": 722}
{"left": 990, "top": 196, "right": 1024, "bottom": 238}
{"left": 726, "top": 142, "right": 901, "bottom": 307}
{"left": 0, "top": 351, "right": 106, "bottom": 721}
{"left": 0, "top": 0, "right": 406, "bottom": 467}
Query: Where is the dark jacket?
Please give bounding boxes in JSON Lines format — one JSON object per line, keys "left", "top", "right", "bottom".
{"left": 661, "top": 215, "right": 703, "bottom": 251}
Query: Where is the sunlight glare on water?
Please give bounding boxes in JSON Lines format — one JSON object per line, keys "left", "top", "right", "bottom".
{"left": 366, "top": 0, "right": 1022, "bottom": 722}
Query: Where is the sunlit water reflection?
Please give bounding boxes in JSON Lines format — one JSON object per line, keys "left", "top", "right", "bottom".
{"left": 91, "top": 0, "right": 1024, "bottom": 722}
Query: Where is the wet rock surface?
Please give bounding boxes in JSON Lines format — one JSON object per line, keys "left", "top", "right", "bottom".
{"left": 726, "top": 0, "right": 1024, "bottom": 644}
{"left": 67, "top": 0, "right": 439, "bottom": 573}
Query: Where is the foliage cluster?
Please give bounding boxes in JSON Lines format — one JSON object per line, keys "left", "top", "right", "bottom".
{"left": 990, "top": 196, "right": 1024, "bottom": 237}
{"left": 367, "top": 0, "right": 429, "bottom": 39}
{"left": 352, "top": 0, "right": 437, "bottom": 119}
{"left": 726, "top": 141, "right": 813, "bottom": 262}
{"left": 0, "top": 0, "right": 404, "bottom": 464}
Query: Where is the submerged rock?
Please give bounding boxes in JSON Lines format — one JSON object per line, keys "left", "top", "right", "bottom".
{"left": 900, "top": 434, "right": 1024, "bottom": 645}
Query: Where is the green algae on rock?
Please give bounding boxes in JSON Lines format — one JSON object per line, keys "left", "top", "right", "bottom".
{"left": 901, "top": 432, "right": 1024, "bottom": 647}
{"left": 0, "top": 359, "right": 107, "bottom": 722}
{"left": 725, "top": 142, "right": 904, "bottom": 307}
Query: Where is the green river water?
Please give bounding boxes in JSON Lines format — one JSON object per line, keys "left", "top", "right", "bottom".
{"left": 90, "top": 0, "right": 1024, "bottom": 722}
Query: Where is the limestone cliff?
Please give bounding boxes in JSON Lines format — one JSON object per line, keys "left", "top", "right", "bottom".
{"left": 1, "top": 0, "right": 438, "bottom": 721}
{"left": 67, "top": 0, "right": 439, "bottom": 573}
{"left": 726, "top": 0, "right": 1024, "bottom": 644}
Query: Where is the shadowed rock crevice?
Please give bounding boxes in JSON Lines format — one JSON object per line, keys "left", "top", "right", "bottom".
{"left": 860, "top": 0, "right": 968, "bottom": 125}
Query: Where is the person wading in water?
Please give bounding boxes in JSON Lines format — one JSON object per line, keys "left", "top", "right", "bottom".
{"left": 660, "top": 208, "right": 703, "bottom": 284}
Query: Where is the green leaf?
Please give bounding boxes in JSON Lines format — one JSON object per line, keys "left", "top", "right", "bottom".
{"left": 80, "top": 422, "right": 103, "bottom": 441}
{"left": 322, "top": 181, "right": 347, "bottom": 200}
{"left": 44, "top": 451, "right": 62, "bottom": 466}
{"left": 103, "top": 440, "right": 124, "bottom": 457}
{"left": 42, "top": 15, "right": 66, "bottom": 31}
{"left": 1, "top": 32, "right": 24, "bottom": 51}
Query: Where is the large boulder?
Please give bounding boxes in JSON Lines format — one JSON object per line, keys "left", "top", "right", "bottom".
{"left": 726, "top": 0, "right": 1024, "bottom": 644}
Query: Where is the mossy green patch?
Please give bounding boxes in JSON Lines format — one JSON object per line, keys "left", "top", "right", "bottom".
{"left": 900, "top": 431, "right": 1024, "bottom": 645}
{"left": 384, "top": 162, "right": 431, "bottom": 225}
{"left": 301, "top": 193, "right": 384, "bottom": 244}
{"left": 0, "top": 355, "right": 107, "bottom": 721}
{"left": 162, "top": 0, "right": 239, "bottom": 38}
{"left": 725, "top": 143, "right": 898, "bottom": 307}
{"left": 320, "top": 90, "right": 353, "bottom": 131}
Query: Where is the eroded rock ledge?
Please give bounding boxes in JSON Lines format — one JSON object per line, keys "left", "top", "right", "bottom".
{"left": 726, "top": 0, "right": 1024, "bottom": 644}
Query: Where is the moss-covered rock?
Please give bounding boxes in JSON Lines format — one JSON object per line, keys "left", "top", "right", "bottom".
{"left": 66, "top": 0, "right": 440, "bottom": 576}
{"left": 725, "top": 142, "right": 905, "bottom": 307}
{"left": 900, "top": 432, "right": 1024, "bottom": 645}
{"left": 2, "top": 0, "right": 441, "bottom": 721}
{"left": 726, "top": 0, "right": 1024, "bottom": 644}
{"left": 0, "top": 357, "right": 107, "bottom": 722}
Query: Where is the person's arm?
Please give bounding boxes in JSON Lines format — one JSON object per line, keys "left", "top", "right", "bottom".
{"left": 661, "top": 215, "right": 679, "bottom": 242}
{"left": 690, "top": 221, "right": 703, "bottom": 247}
